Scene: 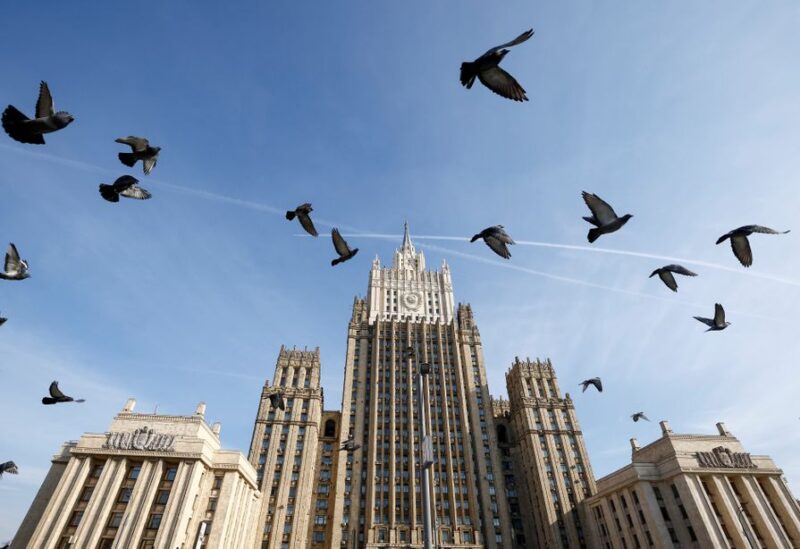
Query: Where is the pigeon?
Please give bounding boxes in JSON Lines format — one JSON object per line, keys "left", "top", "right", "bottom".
{"left": 579, "top": 378, "right": 603, "bottom": 393}
{"left": 1, "top": 81, "right": 74, "bottom": 144}
{"left": 99, "top": 175, "right": 151, "bottom": 203}
{"left": 331, "top": 229, "right": 359, "bottom": 266}
{"left": 460, "top": 29, "right": 534, "bottom": 102}
{"left": 41, "top": 381, "right": 85, "bottom": 405}
{"left": 116, "top": 137, "right": 161, "bottom": 175}
{"left": 716, "top": 225, "right": 790, "bottom": 267}
{"left": 694, "top": 303, "right": 731, "bottom": 332}
{"left": 470, "top": 225, "right": 514, "bottom": 259}
{"left": 649, "top": 264, "right": 698, "bottom": 292}
{"left": 0, "top": 461, "right": 18, "bottom": 478}
{"left": 631, "top": 412, "right": 650, "bottom": 423}
{"left": 286, "top": 203, "right": 318, "bottom": 237}
{"left": 341, "top": 439, "right": 361, "bottom": 452}
{"left": 582, "top": 192, "right": 633, "bottom": 243}
{"left": 269, "top": 392, "right": 286, "bottom": 411}
{"left": 0, "top": 313, "right": 6, "bottom": 326}
{"left": 0, "top": 243, "right": 30, "bottom": 280}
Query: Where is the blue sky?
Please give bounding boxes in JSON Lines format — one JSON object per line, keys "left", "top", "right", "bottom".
{"left": 1, "top": 1, "right": 799, "bottom": 539}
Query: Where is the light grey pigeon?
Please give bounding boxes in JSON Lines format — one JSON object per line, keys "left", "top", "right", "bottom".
{"left": 471, "top": 225, "right": 514, "bottom": 259}
{"left": 649, "top": 264, "right": 697, "bottom": 292}
{"left": 580, "top": 378, "right": 602, "bottom": 393}
{"left": 99, "top": 175, "right": 151, "bottom": 203}
{"left": 716, "top": 225, "right": 790, "bottom": 267}
{"left": 41, "top": 381, "right": 85, "bottom": 405}
{"left": 331, "top": 229, "right": 358, "bottom": 266}
{"left": 582, "top": 192, "right": 633, "bottom": 243}
{"left": 286, "top": 203, "right": 318, "bottom": 236}
{"left": 269, "top": 392, "right": 286, "bottom": 411}
{"left": 694, "top": 303, "right": 730, "bottom": 332}
{"left": 460, "top": 29, "right": 534, "bottom": 102}
{"left": 631, "top": 412, "right": 650, "bottom": 422}
{"left": 116, "top": 136, "right": 161, "bottom": 175}
{"left": 0, "top": 243, "right": 30, "bottom": 280}
{"left": 0, "top": 461, "right": 18, "bottom": 478}
{"left": 1, "top": 81, "right": 74, "bottom": 144}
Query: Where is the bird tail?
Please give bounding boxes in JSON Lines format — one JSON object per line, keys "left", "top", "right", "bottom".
{"left": 587, "top": 228, "right": 602, "bottom": 243}
{"left": 470, "top": 234, "right": 481, "bottom": 242}
{"left": 41, "top": 397, "right": 58, "bottom": 405}
{"left": 74, "top": 399, "right": 86, "bottom": 403}
{"left": 98, "top": 184, "right": 120, "bottom": 203}
{"left": 331, "top": 257, "right": 344, "bottom": 266}
{"left": 118, "top": 152, "right": 137, "bottom": 167}
{"left": 286, "top": 210, "right": 296, "bottom": 220}
{"left": 715, "top": 236, "right": 727, "bottom": 245}
{"left": 460, "top": 63, "right": 477, "bottom": 89}
{"left": 2, "top": 105, "right": 44, "bottom": 144}
{"left": 648, "top": 269, "right": 658, "bottom": 278}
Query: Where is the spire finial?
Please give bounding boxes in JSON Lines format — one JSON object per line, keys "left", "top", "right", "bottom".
{"left": 402, "top": 221, "right": 413, "bottom": 250}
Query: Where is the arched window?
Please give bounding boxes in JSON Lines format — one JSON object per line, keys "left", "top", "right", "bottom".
{"left": 497, "top": 425, "right": 508, "bottom": 444}
{"left": 324, "top": 419, "right": 336, "bottom": 438}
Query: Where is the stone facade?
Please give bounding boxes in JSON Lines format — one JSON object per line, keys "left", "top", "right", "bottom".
{"left": 585, "top": 421, "right": 800, "bottom": 548}
{"left": 12, "top": 399, "right": 260, "bottom": 549}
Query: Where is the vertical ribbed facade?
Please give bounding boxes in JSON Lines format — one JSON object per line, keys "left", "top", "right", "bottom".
{"left": 248, "top": 346, "right": 323, "bottom": 548}
{"left": 506, "top": 357, "right": 597, "bottom": 548}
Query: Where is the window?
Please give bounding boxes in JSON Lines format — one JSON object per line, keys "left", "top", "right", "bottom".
{"left": 315, "top": 515, "right": 327, "bottom": 525}
{"left": 156, "top": 490, "right": 170, "bottom": 505}
{"left": 108, "top": 512, "right": 123, "bottom": 528}
{"left": 324, "top": 419, "right": 336, "bottom": 437}
{"left": 147, "top": 514, "right": 162, "bottom": 529}
{"left": 91, "top": 463, "right": 105, "bottom": 478}
{"left": 129, "top": 465, "right": 142, "bottom": 480}
{"left": 80, "top": 486, "right": 94, "bottom": 501}
{"left": 213, "top": 475, "right": 223, "bottom": 489}
{"left": 164, "top": 466, "right": 178, "bottom": 481}
{"left": 70, "top": 511, "right": 83, "bottom": 527}
{"left": 313, "top": 531, "right": 325, "bottom": 543}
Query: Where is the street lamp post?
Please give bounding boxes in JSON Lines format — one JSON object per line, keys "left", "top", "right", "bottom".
{"left": 407, "top": 347, "right": 434, "bottom": 549}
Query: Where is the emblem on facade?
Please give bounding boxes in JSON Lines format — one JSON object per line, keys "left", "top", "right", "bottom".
{"left": 696, "top": 446, "right": 756, "bottom": 469}
{"left": 103, "top": 426, "right": 176, "bottom": 452}
{"left": 402, "top": 292, "right": 421, "bottom": 310}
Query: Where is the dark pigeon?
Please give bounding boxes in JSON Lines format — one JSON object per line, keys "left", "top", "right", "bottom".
{"left": 286, "top": 203, "right": 318, "bottom": 237}
{"left": 649, "top": 264, "right": 698, "bottom": 292}
{"left": 99, "top": 175, "right": 151, "bottom": 203}
{"left": 471, "top": 225, "right": 514, "bottom": 259}
{"left": 331, "top": 229, "right": 358, "bottom": 266}
{"left": 631, "top": 412, "right": 650, "bottom": 423}
{"left": 694, "top": 303, "right": 730, "bottom": 332}
{"left": 41, "top": 381, "right": 85, "bottom": 405}
{"left": 461, "top": 29, "right": 534, "bottom": 102}
{"left": 269, "top": 392, "right": 286, "bottom": 411}
{"left": 0, "top": 313, "right": 6, "bottom": 326}
{"left": 0, "top": 243, "right": 30, "bottom": 281}
{"left": 116, "top": 136, "right": 161, "bottom": 175}
{"left": 716, "top": 225, "right": 790, "bottom": 267}
{"left": 0, "top": 461, "right": 18, "bottom": 478}
{"left": 582, "top": 192, "right": 633, "bottom": 243}
{"left": 580, "top": 378, "right": 602, "bottom": 393}
{"left": 1, "top": 81, "right": 74, "bottom": 144}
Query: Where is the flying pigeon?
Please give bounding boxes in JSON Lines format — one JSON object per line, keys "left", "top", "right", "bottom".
{"left": 716, "top": 225, "right": 790, "bottom": 267}
{"left": 460, "top": 29, "right": 534, "bottom": 102}
{"left": 582, "top": 192, "right": 633, "bottom": 243}
{"left": 331, "top": 228, "right": 359, "bottom": 266}
{"left": 269, "top": 392, "right": 286, "bottom": 411}
{"left": 116, "top": 136, "right": 161, "bottom": 175}
{"left": 579, "top": 378, "right": 603, "bottom": 393}
{"left": 0, "top": 243, "right": 30, "bottom": 281}
{"left": 471, "top": 225, "right": 514, "bottom": 259}
{"left": 694, "top": 303, "right": 731, "bottom": 332}
{"left": 286, "top": 203, "right": 318, "bottom": 237}
{"left": 99, "top": 175, "right": 151, "bottom": 203}
{"left": 41, "top": 381, "right": 85, "bottom": 405}
{"left": 341, "top": 439, "right": 362, "bottom": 452}
{"left": 1, "top": 81, "right": 74, "bottom": 144}
{"left": 0, "top": 313, "right": 6, "bottom": 326}
{"left": 0, "top": 461, "right": 18, "bottom": 478}
{"left": 631, "top": 412, "right": 650, "bottom": 423}
{"left": 649, "top": 264, "right": 698, "bottom": 292}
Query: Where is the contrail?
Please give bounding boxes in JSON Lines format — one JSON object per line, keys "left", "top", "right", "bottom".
{"left": 337, "top": 232, "right": 800, "bottom": 288}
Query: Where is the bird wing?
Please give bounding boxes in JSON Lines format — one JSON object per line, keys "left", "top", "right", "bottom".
{"left": 98, "top": 184, "right": 120, "bottom": 202}
{"left": 744, "top": 225, "right": 790, "bottom": 236}
{"left": 112, "top": 175, "right": 139, "bottom": 192}
{"left": 594, "top": 378, "right": 603, "bottom": 392}
{"left": 658, "top": 271, "right": 678, "bottom": 292}
{"left": 142, "top": 156, "right": 157, "bottom": 175}
{"left": 49, "top": 381, "right": 67, "bottom": 399}
{"left": 36, "top": 81, "right": 55, "bottom": 118}
{"left": 297, "top": 212, "right": 318, "bottom": 237}
{"left": 694, "top": 316, "right": 714, "bottom": 327}
{"left": 5, "top": 243, "right": 21, "bottom": 273}
{"left": 582, "top": 192, "right": 617, "bottom": 225}
{"left": 580, "top": 381, "right": 588, "bottom": 392}
{"left": 482, "top": 29, "right": 535, "bottom": 56}
{"left": 714, "top": 303, "right": 726, "bottom": 326}
{"left": 115, "top": 136, "right": 149, "bottom": 152}
{"left": 730, "top": 235, "right": 752, "bottom": 267}
{"left": 665, "top": 264, "right": 697, "bottom": 277}
{"left": 484, "top": 235, "right": 512, "bottom": 259}
{"left": 119, "top": 185, "right": 152, "bottom": 200}
{"left": 641, "top": 414, "right": 651, "bottom": 422}
{"left": 331, "top": 229, "right": 351, "bottom": 256}
{"left": 477, "top": 67, "right": 528, "bottom": 102}
{"left": 1, "top": 461, "right": 18, "bottom": 475}
{"left": 493, "top": 226, "right": 515, "bottom": 244}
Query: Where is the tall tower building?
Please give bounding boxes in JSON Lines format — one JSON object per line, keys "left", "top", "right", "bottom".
{"left": 329, "top": 224, "right": 514, "bottom": 548}
{"left": 506, "top": 357, "right": 597, "bottom": 548}
{"left": 248, "top": 346, "right": 324, "bottom": 548}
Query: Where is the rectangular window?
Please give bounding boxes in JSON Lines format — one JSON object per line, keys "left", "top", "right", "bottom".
{"left": 108, "top": 512, "right": 123, "bottom": 528}
{"left": 129, "top": 465, "right": 142, "bottom": 480}
{"left": 70, "top": 511, "right": 83, "bottom": 527}
{"left": 156, "top": 490, "right": 170, "bottom": 505}
{"left": 147, "top": 514, "right": 162, "bottom": 529}
{"left": 118, "top": 488, "right": 132, "bottom": 503}
{"left": 164, "top": 466, "right": 178, "bottom": 481}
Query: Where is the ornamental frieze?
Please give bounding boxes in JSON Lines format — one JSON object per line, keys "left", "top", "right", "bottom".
{"left": 103, "top": 426, "right": 176, "bottom": 452}
{"left": 696, "top": 446, "right": 756, "bottom": 469}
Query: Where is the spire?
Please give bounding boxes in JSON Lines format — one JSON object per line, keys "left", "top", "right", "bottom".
{"left": 401, "top": 221, "right": 414, "bottom": 251}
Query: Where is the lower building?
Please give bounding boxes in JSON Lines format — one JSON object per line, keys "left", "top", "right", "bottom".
{"left": 585, "top": 421, "right": 800, "bottom": 549}
{"left": 13, "top": 399, "right": 261, "bottom": 549}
